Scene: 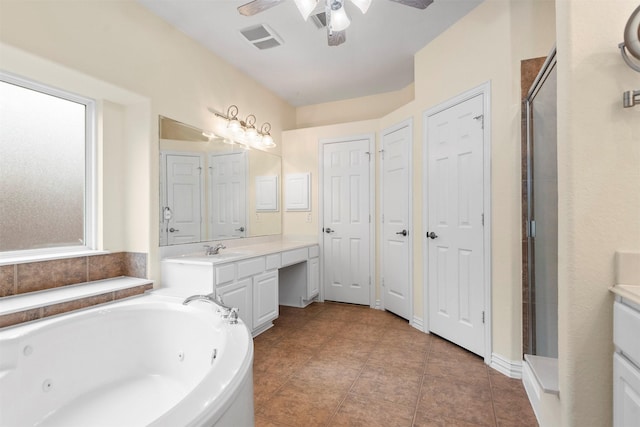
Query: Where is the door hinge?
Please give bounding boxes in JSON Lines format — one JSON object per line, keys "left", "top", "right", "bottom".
{"left": 382, "top": 214, "right": 385, "bottom": 223}
{"left": 529, "top": 220, "right": 536, "bottom": 238}
{"left": 473, "top": 114, "right": 484, "bottom": 129}
{"left": 482, "top": 311, "right": 485, "bottom": 324}
{"left": 481, "top": 213, "right": 484, "bottom": 226}
{"left": 379, "top": 149, "right": 385, "bottom": 160}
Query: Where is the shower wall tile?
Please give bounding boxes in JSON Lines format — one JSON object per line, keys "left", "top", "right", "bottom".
{"left": 17, "top": 257, "right": 88, "bottom": 294}
{"left": 0, "top": 265, "right": 15, "bottom": 297}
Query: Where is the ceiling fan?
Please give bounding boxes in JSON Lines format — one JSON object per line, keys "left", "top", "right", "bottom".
{"left": 237, "top": 0, "right": 434, "bottom": 46}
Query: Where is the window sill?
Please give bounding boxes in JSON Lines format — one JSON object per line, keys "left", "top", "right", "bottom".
{"left": 0, "top": 249, "right": 110, "bottom": 266}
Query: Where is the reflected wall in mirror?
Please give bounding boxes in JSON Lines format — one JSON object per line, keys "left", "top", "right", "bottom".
{"left": 159, "top": 116, "right": 281, "bottom": 246}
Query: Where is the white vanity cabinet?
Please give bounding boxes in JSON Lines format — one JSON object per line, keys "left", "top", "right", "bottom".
{"left": 613, "top": 297, "right": 640, "bottom": 427}
{"left": 161, "top": 242, "right": 320, "bottom": 336}
{"left": 252, "top": 271, "right": 279, "bottom": 331}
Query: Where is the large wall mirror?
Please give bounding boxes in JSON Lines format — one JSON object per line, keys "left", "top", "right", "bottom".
{"left": 159, "top": 116, "right": 281, "bottom": 246}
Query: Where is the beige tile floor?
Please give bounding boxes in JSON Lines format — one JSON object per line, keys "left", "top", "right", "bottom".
{"left": 253, "top": 302, "right": 538, "bottom": 427}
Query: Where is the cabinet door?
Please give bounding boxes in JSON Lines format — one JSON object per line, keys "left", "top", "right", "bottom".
{"left": 253, "top": 271, "right": 278, "bottom": 329}
{"left": 614, "top": 352, "right": 640, "bottom": 427}
{"left": 218, "top": 279, "right": 252, "bottom": 330}
{"left": 307, "top": 257, "right": 320, "bottom": 299}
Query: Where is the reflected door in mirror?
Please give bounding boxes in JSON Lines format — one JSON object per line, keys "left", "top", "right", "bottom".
{"left": 162, "top": 153, "right": 205, "bottom": 245}
{"left": 209, "top": 152, "right": 247, "bottom": 240}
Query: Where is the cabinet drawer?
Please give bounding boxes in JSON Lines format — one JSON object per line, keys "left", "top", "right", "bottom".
{"left": 266, "top": 253, "right": 281, "bottom": 270}
{"left": 281, "top": 248, "right": 308, "bottom": 267}
{"left": 237, "top": 257, "right": 265, "bottom": 279}
{"left": 614, "top": 301, "right": 640, "bottom": 367}
{"left": 215, "top": 264, "right": 236, "bottom": 286}
{"left": 308, "top": 245, "right": 319, "bottom": 259}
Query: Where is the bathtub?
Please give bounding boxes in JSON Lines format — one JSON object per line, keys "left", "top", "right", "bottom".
{"left": 0, "top": 293, "right": 254, "bottom": 427}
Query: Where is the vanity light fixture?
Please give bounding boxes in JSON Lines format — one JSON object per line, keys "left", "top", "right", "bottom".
{"left": 212, "top": 105, "right": 276, "bottom": 148}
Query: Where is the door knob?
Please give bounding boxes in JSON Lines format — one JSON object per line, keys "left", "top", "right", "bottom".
{"left": 236, "top": 226, "right": 245, "bottom": 232}
{"left": 325, "top": 227, "right": 334, "bottom": 234}
{"left": 426, "top": 231, "right": 438, "bottom": 239}
{"left": 169, "top": 228, "right": 180, "bottom": 233}
{"left": 396, "top": 229, "right": 408, "bottom": 236}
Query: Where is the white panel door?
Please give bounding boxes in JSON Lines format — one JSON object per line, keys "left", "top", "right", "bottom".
{"left": 426, "top": 94, "right": 485, "bottom": 356}
{"left": 165, "top": 154, "right": 203, "bottom": 245}
{"left": 322, "top": 139, "right": 371, "bottom": 305}
{"left": 209, "top": 152, "right": 247, "bottom": 240}
{"left": 382, "top": 122, "right": 412, "bottom": 320}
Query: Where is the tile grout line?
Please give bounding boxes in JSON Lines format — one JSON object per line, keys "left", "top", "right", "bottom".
{"left": 411, "top": 336, "right": 433, "bottom": 426}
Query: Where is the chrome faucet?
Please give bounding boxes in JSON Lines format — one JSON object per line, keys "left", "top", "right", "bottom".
{"left": 204, "top": 243, "right": 226, "bottom": 255}
{"left": 182, "top": 292, "right": 239, "bottom": 324}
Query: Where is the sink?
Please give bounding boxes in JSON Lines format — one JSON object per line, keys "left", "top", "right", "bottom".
{"left": 207, "top": 251, "right": 247, "bottom": 260}
{"left": 173, "top": 251, "right": 249, "bottom": 264}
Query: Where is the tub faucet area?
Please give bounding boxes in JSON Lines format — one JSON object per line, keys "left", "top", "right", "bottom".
{"left": 183, "top": 293, "right": 239, "bottom": 324}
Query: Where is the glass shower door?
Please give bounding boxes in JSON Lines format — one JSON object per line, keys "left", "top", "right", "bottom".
{"left": 526, "top": 55, "right": 558, "bottom": 358}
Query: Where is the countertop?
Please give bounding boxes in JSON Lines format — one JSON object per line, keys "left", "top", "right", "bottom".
{"left": 610, "top": 251, "right": 640, "bottom": 305}
{"left": 162, "top": 240, "right": 318, "bottom": 266}
{"left": 610, "top": 284, "right": 640, "bottom": 306}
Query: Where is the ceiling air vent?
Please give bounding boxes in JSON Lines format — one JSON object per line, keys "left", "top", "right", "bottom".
{"left": 239, "top": 24, "right": 283, "bottom": 50}
{"left": 310, "top": 12, "right": 327, "bottom": 29}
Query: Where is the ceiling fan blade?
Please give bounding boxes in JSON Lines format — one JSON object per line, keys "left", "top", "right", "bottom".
{"left": 388, "top": 0, "right": 434, "bottom": 9}
{"left": 328, "top": 30, "right": 346, "bottom": 46}
{"left": 238, "top": 0, "right": 284, "bottom": 16}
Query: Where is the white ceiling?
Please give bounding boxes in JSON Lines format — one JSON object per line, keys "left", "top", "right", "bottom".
{"left": 137, "top": 0, "right": 482, "bottom": 107}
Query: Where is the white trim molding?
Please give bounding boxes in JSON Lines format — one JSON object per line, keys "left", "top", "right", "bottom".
{"left": 490, "top": 352, "right": 523, "bottom": 379}
{"left": 411, "top": 316, "right": 425, "bottom": 332}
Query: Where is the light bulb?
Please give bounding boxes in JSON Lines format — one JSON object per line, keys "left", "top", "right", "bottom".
{"left": 227, "top": 118, "right": 241, "bottom": 133}
{"left": 331, "top": 6, "right": 350, "bottom": 32}
{"left": 294, "top": 0, "right": 317, "bottom": 20}
{"left": 261, "top": 134, "right": 275, "bottom": 148}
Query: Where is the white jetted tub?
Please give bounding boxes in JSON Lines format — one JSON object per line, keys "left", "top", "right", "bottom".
{"left": 0, "top": 293, "right": 254, "bottom": 427}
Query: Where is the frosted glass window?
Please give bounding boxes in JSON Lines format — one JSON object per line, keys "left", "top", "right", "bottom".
{"left": 0, "top": 74, "right": 94, "bottom": 254}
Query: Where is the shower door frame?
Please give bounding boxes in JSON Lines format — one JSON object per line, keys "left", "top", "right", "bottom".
{"left": 523, "top": 47, "right": 557, "bottom": 356}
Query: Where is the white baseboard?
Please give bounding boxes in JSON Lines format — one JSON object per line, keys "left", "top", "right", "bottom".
{"left": 490, "top": 352, "right": 523, "bottom": 379}
{"left": 411, "top": 315, "right": 425, "bottom": 332}
{"left": 373, "top": 299, "right": 382, "bottom": 310}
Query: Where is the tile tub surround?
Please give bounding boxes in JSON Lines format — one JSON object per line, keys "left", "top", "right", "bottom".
{"left": 0, "top": 252, "right": 147, "bottom": 297}
{"left": 254, "top": 303, "right": 537, "bottom": 427}
{"left": 0, "top": 252, "right": 149, "bottom": 328}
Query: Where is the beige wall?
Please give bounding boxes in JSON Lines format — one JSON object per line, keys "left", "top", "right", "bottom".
{"left": 0, "top": 0, "right": 296, "bottom": 278}
{"left": 296, "top": 84, "right": 414, "bottom": 129}
{"left": 411, "top": 0, "right": 556, "bottom": 361}
{"left": 281, "top": 120, "right": 379, "bottom": 237}
{"left": 556, "top": 1, "right": 640, "bottom": 425}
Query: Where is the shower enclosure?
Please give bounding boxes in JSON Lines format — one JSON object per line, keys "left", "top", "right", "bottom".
{"left": 524, "top": 49, "right": 558, "bottom": 359}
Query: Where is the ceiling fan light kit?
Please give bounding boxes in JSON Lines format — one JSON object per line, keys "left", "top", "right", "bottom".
{"left": 238, "top": 0, "right": 433, "bottom": 46}
{"left": 294, "top": 0, "right": 317, "bottom": 20}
